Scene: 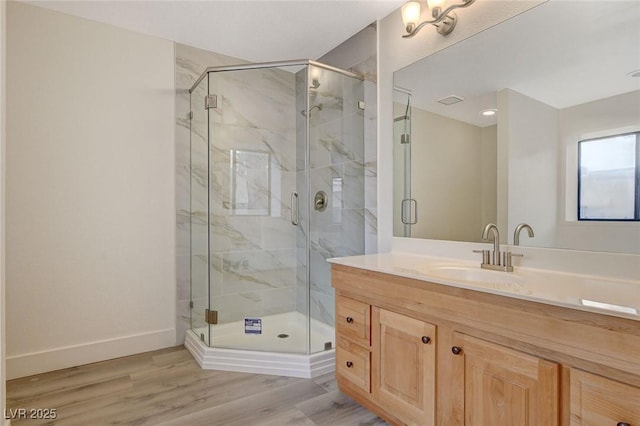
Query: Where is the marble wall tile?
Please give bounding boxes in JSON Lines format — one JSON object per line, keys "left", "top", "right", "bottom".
{"left": 262, "top": 287, "right": 296, "bottom": 314}
{"left": 365, "top": 208, "right": 378, "bottom": 254}
{"left": 176, "top": 254, "right": 191, "bottom": 343}
{"left": 176, "top": 209, "right": 190, "bottom": 257}
{"left": 209, "top": 68, "right": 297, "bottom": 134}
{"left": 209, "top": 214, "right": 263, "bottom": 253}
{"left": 210, "top": 291, "right": 263, "bottom": 324}
{"left": 221, "top": 249, "right": 297, "bottom": 295}
{"left": 189, "top": 215, "right": 208, "bottom": 256}
{"left": 319, "top": 25, "right": 378, "bottom": 256}
{"left": 310, "top": 288, "right": 335, "bottom": 326}
{"left": 209, "top": 121, "right": 296, "bottom": 173}
{"left": 190, "top": 253, "right": 209, "bottom": 302}
{"left": 262, "top": 214, "right": 297, "bottom": 250}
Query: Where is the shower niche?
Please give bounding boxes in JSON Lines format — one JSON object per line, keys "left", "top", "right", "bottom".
{"left": 187, "top": 61, "right": 365, "bottom": 378}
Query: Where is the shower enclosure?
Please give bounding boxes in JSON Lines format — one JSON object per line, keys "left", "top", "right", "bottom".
{"left": 186, "top": 60, "right": 365, "bottom": 378}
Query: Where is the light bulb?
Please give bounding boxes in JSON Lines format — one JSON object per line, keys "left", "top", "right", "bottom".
{"left": 401, "top": 2, "right": 421, "bottom": 32}
{"left": 426, "top": 0, "right": 446, "bottom": 10}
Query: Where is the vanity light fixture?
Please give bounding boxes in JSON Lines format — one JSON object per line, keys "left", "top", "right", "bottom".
{"left": 401, "top": 0, "right": 476, "bottom": 38}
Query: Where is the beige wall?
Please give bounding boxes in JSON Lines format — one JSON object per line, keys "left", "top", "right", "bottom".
{"left": 1, "top": 0, "right": 6, "bottom": 418}
{"left": 500, "top": 88, "right": 558, "bottom": 247}
{"left": 396, "top": 104, "right": 496, "bottom": 242}
{"left": 480, "top": 125, "right": 498, "bottom": 230}
{"left": 6, "top": 2, "right": 176, "bottom": 378}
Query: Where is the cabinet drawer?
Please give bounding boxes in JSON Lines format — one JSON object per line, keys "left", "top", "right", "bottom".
{"left": 571, "top": 369, "right": 640, "bottom": 425}
{"left": 336, "top": 337, "right": 371, "bottom": 393}
{"left": 336, "top": 294, "right": 370, "bottom": 347}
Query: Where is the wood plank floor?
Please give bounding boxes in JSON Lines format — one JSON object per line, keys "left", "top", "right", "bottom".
{"left": 6, "top": 346, "right": 389, "bottom": 426}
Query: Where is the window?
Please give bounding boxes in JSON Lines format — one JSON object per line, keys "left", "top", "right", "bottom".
{"left": 578, "top": 132, "right": 640, "bottom": 221}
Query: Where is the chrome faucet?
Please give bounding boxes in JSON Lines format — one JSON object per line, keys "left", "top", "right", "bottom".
{"left": 474, "top": 223, "right": 523, "bottom": 272}
{"left": 513, "top": 223, "right": 534, "bottom": 245}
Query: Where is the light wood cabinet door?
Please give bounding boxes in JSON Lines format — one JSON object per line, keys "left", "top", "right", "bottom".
{"left": 451, "top": 333, "right": 559, "bottom": 426}
{"left": 570, "top": 369, "right": 640, "bottom": 426}
{"left": 372, "top": 307, "right": 436, "bottom": 426}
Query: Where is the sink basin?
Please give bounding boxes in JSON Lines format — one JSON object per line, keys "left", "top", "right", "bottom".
{"left": 427, "top": 266, "right": 525, "bottom": 286}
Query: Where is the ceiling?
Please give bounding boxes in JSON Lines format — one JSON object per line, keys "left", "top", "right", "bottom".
{"left": 24, "top": 0, "right": 405, "bottom": 62}
{"left": 394, "top": 0, "right": 640, "bottom": 127}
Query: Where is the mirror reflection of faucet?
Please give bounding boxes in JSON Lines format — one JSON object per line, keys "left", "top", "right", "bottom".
{"left": 514, "top": 223, "right": 534, "bottom": 246}
{"left": 473, "top": 223, "right": 527, "bottom": 272}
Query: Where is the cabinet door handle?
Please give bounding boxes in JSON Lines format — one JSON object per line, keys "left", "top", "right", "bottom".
{"left": 451, "top": 346, "right": 462, "bottom": 355}
{"left": 421, "top": 336, "right": 431, "bottom": 344}
{"left": 346, "top": 361, "right": 353, "bottom": 368}
{"left": 345, "top": 317, "right": 354, "bottom": 324}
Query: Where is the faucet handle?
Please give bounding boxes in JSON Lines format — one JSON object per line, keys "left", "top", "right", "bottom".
{"left": 504, "top": 252, "right": 523, "bottom": 268}
{"left": 473, "top": 249, "right": 490, "bottom": 265}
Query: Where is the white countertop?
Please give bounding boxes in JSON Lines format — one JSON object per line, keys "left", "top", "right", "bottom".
{"left": 329, "top": 252, "right": 640, "bottom": 321}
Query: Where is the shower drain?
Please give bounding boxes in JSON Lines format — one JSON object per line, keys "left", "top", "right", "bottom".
{"left": 277, "top": 333, "right": 290, "bottom": 339}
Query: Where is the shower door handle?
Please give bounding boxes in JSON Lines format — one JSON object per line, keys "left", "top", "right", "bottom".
{"left": 290, "top": 192, "right": 299, "bottom": 226}
{"left": 401, "top": 198, "right": 418, "bottom": 225}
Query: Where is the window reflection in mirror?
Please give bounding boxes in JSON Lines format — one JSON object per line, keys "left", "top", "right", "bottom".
{"left": 578, "top": 133, "right": 639, "bottom": 221}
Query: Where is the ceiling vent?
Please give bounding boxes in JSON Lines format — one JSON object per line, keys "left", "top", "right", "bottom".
{"left": 437, "top": 95, "right": 464, "bottom": 105}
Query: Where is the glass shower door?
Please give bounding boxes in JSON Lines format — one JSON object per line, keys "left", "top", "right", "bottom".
{"left": 190, "top": 75, "right": 210, "bottom": 345}
{"left": 205, "top": 65, "right": 309, "bottom": 353}
{"left": 307, "top": 64, "right": 365, "bottom": 353}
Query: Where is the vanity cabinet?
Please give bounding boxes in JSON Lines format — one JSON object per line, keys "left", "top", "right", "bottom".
{"left": 570, "top": 369, "right": 640, "bottom": 425}
{"left": 332, "top": 263, "right": 640, "bottom": 426}
{"left": 451, "top": 333, "right": 559, "bottom": 425}
{"left": 372, "top": 307, "right": 436, "bottom": 426}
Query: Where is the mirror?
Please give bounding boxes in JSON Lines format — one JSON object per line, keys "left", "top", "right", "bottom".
{"left": 393, "top": 1, "right": 640, "bottom": 254}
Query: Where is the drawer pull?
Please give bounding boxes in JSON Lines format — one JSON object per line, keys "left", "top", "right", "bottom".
{"left": 346, "top": 361, "right": 354, "bottom": 368}
{"left": 617, "top": 423, "right": 630, "bottom": 426}
{"left": 451, "top": 346, "right": 462, "bottom": 355}
{"left": 345, "top": 317, "right": 354, "bottom": 324}
{"left": 421, "top": 336, "right": 431, "bottom": 344}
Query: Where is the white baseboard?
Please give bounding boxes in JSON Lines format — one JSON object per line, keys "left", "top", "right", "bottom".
{"left": 6, "top": 328, "right": 175, "bottom": 379}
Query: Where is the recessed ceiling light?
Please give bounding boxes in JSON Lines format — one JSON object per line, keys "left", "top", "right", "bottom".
{"left": 628, "top": 69, "right": 640, "bottom": 78}
{"left": 480, "top": 109, "right": 497, "bottom": 116}
{"left": 437, "top": 95, "right": 464, "bottom": 105}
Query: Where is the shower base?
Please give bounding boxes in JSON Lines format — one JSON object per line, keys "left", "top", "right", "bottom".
{"left": 185, "top": 311, "right": 335, "bottom": 378}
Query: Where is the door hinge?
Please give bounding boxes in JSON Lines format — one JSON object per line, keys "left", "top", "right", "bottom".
{"left": 189, "top": 301, "right": 194, "bottom": 309}
{"left": 188, "top": 111, "right": 193, "bottom": 120}
{"left": 205, "top": 309, "right": 218, "bottom": 324}
{"left": 205, "top": 94, "right": 217, "bottom": 110}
